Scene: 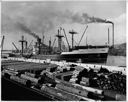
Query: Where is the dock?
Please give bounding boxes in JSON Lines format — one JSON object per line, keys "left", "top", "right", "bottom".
{"left": 1, "top": 57, "right": 126, "bottom": 101}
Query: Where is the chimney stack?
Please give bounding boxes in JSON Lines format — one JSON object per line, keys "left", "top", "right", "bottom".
{"left": 25, "top": 41, "right": 27, "bottom": 49}
{"left": 108, "top": 28, "right": 109, "bottom": 46}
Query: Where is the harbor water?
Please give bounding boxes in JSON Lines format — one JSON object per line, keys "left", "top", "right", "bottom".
{"left": 106, "top": 55, "right": 126, "bottom": 67}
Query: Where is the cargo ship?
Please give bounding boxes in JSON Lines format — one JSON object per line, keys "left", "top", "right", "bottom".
{"left": 1, "top": 24, "right": 113, "bottom": 64}
{"left": 31, "top": 26, "right": 111, "bottom": 64}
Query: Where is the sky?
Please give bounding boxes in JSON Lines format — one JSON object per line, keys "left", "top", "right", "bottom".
{"left": 1, "top": 0, "right": 126, "bottom": 50}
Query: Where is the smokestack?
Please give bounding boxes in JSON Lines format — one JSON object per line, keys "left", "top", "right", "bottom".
{"left": 49, "top": 37, "right": 51, "bottom": 54}
{"left": 49, "top": 37, "right": 51, "bottom": 48}
{"left": 105, "top": 21, "right": 114, "bottom": 47}
{"left": 112, "top": 23, "right": 114, "bottom": 47}
{"left": 42, "top": 34, "right": 45, "bottom": 44}
{"left": 108, "top": 28, "right": 109, "bottom": 46}
{"left": 38, "top": 38, "right": 41, "bottom": 54}
{"left": 58, "top": 29, "right": 60, "bottom": 35}
{"left": 82, "top": 14, "right": 114, "bottom": 47}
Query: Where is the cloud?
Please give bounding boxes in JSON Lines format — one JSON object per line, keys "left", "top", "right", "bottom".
{"left": 2, "top": 2, "right": 72, "bottom": 35}
{"left": 2, "top": 2, "right": 113, "bottom": 36}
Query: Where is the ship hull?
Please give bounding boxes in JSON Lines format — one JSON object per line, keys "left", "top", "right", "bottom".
{"left": 32, "top": 53, "right": 108, "bottom": 63}
{"left": 61, "top": 47, "right": 109, "bottom": 63}
{"left": 60, "top": 53, "right": 108, "bottom": 63}
{"left": 32, "top": 47, "right": 109, "bottom": 63}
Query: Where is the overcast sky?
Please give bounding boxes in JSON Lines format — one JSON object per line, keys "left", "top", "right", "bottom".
{"left": 1, "top": 0, "right": 126, "bottom": 50}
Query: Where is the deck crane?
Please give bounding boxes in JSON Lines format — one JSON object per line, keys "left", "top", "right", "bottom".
{"left": 27, "top": 40, "right": 33, "bottom": 51}
{"left": 78, "top": 25, "right": 88, "bottom": 46}
{"left": 52, "top": 38, "right": 56, "bottom": 47}
{"left": 1, "top": 35, "right": 5, "bottom": 51}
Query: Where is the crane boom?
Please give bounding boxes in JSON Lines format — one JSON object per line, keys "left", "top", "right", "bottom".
{"left": 1, "top": 36, "right": 5, "bottom": 51}
{"left": 63, "top": 29, "right": 70, "bottom": 50}
{"left": 78, "top": 25, "right": 88, "bottom": 46}
{"left": 27, "top": 40, "right": 33, "bottom": 49}
{"left": 52, "top": 38, "right": 56, "bottom": 47}
{"left": 12, "top": 42, "right": 19, "bottom": 51}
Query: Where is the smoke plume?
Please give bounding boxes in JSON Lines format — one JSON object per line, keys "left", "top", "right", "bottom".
{"left": 72, "top": 13, "right": 113, "bottom": 24}
{"left": 2, "top": 2, "right": 113, "bottom": 38}
{"left": 16, "top": 22, "right": 39, "bottom": 39}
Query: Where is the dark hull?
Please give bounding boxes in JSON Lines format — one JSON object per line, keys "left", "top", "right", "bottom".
{"left": 60, "top": 53, "right": 108, "bottom": 63}
{"left": 32, "top": 53, "right": 108, "bottom": 63}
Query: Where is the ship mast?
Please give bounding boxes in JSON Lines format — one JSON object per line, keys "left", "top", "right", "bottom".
{"left": 19, "top": 35, "right": 26, "bottom": 55}
{"left": 56, "top": 28, "right": 64, "bottom": 53}
{"left": 69, "top": 30, "right": 77, "bottom": 49}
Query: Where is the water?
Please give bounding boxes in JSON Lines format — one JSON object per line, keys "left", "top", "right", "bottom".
{"left": 83, "top": 55, "right": 126, "bottom": 67}
{"left": 106, "top": 55, "right": 126, "bottom": 67}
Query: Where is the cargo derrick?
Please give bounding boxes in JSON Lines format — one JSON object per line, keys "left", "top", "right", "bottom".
{"left": 1, "top": 35, "right": 5, "bottom": 51}
{"left": 12, "top": 42, "right": 20, "bottom": 53}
